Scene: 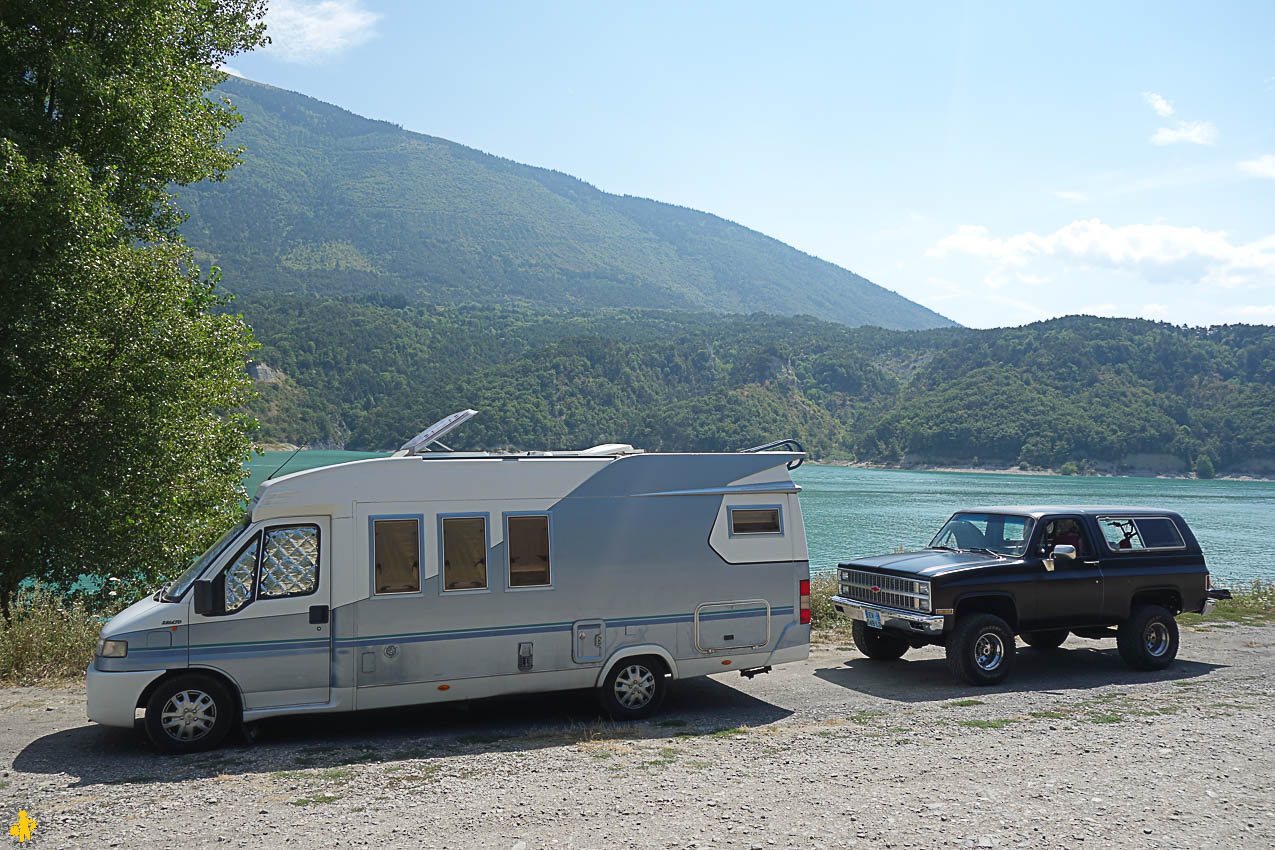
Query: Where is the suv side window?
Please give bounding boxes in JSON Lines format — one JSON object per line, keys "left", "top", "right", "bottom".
{"left": 1041, "top": 517, "right": 1093, "bottom": 558}
{"left": 1098, "top": 516, "right": 1185, "bottom": 551}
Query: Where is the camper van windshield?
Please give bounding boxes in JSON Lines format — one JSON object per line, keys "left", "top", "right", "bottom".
{"left": 162, "top": 514, "right": 250, "bottom": 601}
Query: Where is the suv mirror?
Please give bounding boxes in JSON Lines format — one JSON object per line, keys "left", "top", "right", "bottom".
{"left": 192, "top": 579, "right": 221, "bottom": 616}
{"left": 1052, "top": 544, "right": 1077, "bottom": 561}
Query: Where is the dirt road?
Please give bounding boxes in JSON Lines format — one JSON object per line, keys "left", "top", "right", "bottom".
{"left": 3, "top": 625, "right": 1273, "bottom": 849}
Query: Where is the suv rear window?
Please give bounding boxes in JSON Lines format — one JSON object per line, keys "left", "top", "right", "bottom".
{"left": 1097, "top": 516, "right": 1185, "bottom": 551}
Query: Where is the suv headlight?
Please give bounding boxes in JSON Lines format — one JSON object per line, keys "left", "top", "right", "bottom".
{"left": 97, "top": 639, "right": 128, "bottom": 658}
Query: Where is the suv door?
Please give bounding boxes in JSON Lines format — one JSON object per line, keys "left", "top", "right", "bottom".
{"left": 1029, "top": 515, "right": 1104, "bottom": 629}
{"left": 188, "top": 518, "right": 332, "bottom": 710}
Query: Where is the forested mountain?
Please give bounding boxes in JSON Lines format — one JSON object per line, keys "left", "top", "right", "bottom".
{"left": 236, "top": 296, "right": 1275, "bottom": 476}
{"left": 180, "top": 78, "right": 952, "bottom": 330}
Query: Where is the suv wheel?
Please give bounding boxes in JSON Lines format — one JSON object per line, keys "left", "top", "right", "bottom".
{"left": 1020, "top": 629, "right": 1068, "bottom": 650}
{"left": 1117, "top": 604, "right": 1179, "bottom": 670}
{"left": 851, "top": 620, "right": 909, "bottom": 660}
{"left": 946, "top": 613, "right": 1016, "bottom": 686}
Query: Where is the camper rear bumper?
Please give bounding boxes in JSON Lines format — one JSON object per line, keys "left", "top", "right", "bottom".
{"left": 86, "top": 666, "right": 166, "bottom": 728}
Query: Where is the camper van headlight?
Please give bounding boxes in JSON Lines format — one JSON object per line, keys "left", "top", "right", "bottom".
{"left": 97, "top": 639, "right": 128, "bottom": 658}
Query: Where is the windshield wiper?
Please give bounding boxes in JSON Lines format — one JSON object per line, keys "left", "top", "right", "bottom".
{"left": 964, "top": 546, "right": 1004, "bottom": 558}
{"left": 929, "top": 545, "right": 957, "bottom": 552}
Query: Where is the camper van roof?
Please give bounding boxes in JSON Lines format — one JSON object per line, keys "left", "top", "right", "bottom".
{"left": 408, "top": 444, "right": 644, "bottom": 460}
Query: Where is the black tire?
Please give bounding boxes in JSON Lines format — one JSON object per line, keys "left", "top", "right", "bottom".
{"left": 1020, "top": 629, "right": 1068, "bottom": 650}
{"left": 598, "top": 657, "right": 668, "bottom": 720}
{"left": 144, "top": 673, "right": 236, "bottom": 754}
{"left": 852, "top": 620, "right": 910, "bottom": 660}
{"left": 1117, "top": 604, "right": 1179, "bottom": 670}
{"left": 946, "top": 613, "right": 1016, "bottom": 686}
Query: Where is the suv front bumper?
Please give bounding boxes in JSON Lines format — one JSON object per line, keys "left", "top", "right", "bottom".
{"left": 830, "top": 595, "right": 946, "bottom": 636}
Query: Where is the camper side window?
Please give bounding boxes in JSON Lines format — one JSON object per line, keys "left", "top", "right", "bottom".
{"left": 224, "top": 537, "right": 259, "bottom": 614}
{"left": 507, "top": 514, "right": 551, "bottom": 588}
{"left": 729, "top": 506, "right": 783, "bottom": 536}
{"left": 442, "top": 516, "right": 488, "bottom": 591}
{"left": 373, "top": 518, "right": 421, "bottom": 595}
{"left": 259, "top": 525, "right": 320, "bottom": 598}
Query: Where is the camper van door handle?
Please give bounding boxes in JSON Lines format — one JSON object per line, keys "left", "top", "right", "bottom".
{"left": 309, "top": 605, "right": 329, "bottom": 625}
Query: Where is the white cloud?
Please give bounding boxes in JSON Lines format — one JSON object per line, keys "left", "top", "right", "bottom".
{"left": 928, "top": 219, "right": 1275, "bottom": 290}
{"left": 219, "top": 64, "right": 245, "bottom": 78}
{"left": 1239, "top": 155, "right": 1275, "bottom": 179}
{"left": 1053, "top": 190, "right": 1089, "bottom": 202}
{"left": 1142, "top": 91, "right": 1174, "bottom": 117}
{"left": 1151, "top": 120, "right": 1218, "bottom": 146}
{"left": 263, "top": 0, "right": 380, "bottom": 64}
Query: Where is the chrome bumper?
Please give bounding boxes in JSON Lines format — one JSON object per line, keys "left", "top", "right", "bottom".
{"left": 830, "top": 596, "right": 946, "bottom": 636}
{"left": 1200, "top": 598, "right": 1216, "bottom": 616}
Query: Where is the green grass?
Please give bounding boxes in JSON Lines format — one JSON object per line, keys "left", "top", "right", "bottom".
{"left": 1088, "top": 713, "right": 1125, "bottom": 724}
{"left": 707, "top": 726, "right": 749, "bottom": 738}
{"left": 1028, "top": 710, "right": 1067, "bottom": 719}
{"left": 950, "top": 699, "right": 985, "bottom": 707}
{"left": 0, "top": 584, "right": 120, "bottom": 684}
{"left": 958, "top": 718, "right": 1016, "bottom": 729}
{"left": 320, "top": 768, "right": 355, "bottom": 782}
{"left": 290, "top": 795, "right": 340, "bottom": 806}
{"left": 848, "top": 710, "right": 887, "bottom": 724}
{"left": 1180, "top": 580, "right": 1275, "bottom": 626}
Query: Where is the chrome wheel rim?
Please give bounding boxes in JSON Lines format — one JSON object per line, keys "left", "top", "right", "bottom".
{"left": 974, "top": 633, "right": 1005, "bottom": 671}
{"left": 1144, "top": 622, "right": 1171, "bottom": 657}
{"left": 613, "top": 664, "right": 656, "bottom": 709}
{"left": 160, "top": 689, "right": 217, "bottom": 742}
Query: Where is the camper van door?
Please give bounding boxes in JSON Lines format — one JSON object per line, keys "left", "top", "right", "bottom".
{"left": 187, "top": 516, "right": 332, "bottom": 710}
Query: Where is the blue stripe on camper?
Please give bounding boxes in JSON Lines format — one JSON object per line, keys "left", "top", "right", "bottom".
{"left": 180, "top": 606, "right": 796, "bottom": 657}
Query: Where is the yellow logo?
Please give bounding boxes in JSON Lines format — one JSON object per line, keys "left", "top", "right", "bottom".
{"left": 9, "top": 811, "right": 37, "bottom": 843}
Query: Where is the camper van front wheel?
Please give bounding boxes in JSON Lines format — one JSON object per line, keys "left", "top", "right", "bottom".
{"left": 144, "top": 674, "right": 236, "bottom": 754}
{"left": 599, "top": 658, "right": 667, "bottom": 720}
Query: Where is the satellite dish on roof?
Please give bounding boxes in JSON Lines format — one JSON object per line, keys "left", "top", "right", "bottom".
{"left": 398, "top": 409, "right": 478, "bottom": 455}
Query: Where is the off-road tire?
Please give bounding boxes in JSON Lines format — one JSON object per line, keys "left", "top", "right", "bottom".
{"left": 946, "top": 613, "right": 1016, "bottom": 686}
{"left": 1020, "top": 629, "right": 1068, "bottom": 650}
{"left": 598, "top": 657, "right": 668, "bottom": 720}
{"left": 1117, "top": 604, "right": 1179, "bottom": 670}
{"left": 144, "top": 673, "right": 236, "bottom": 755}
{"left": 852, "top": 620, "right": 910, "bottom": 660}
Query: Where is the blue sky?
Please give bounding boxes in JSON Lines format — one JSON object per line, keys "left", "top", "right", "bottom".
{"left": 225, "top": 1, "right": 1275, "bottom": 329}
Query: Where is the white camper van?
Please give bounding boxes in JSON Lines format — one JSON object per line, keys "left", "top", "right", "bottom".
{"left": 86, "top": 412, "right": 811, "bottom": 752}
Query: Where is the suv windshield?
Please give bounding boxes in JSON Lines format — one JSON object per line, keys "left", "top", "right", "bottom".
{"left": 162, "top": 513, "right": 250, "bottom": 601}
{"left": 930, "top": 512, "right": 1034, "bottom": 557}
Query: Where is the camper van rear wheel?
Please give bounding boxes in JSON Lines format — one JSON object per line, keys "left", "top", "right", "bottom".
{"left": 144, "top": 674, "right": 236, "bottom": 754}
{"left": 600, "top": 657, "right": 667, "bottom": 720}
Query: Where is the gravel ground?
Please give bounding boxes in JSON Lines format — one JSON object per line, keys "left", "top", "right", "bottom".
{"left": 2, "top": 623, "right": 1273, "bottom": 849}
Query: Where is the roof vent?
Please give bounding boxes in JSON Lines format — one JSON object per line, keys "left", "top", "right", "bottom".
{"left": 577, "top": 443, "right": 640, "bottom": 456}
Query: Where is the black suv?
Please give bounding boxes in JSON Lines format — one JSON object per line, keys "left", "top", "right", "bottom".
{"left": 830, "top": 506, "right": 1231, "bottom": 685}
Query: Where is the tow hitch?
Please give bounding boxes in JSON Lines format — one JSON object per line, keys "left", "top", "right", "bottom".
{"left": 739, "top": 666, "right": 771, "bottom": 679}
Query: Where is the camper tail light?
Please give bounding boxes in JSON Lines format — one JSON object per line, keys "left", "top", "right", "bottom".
{"left": 97, "top": 639, "right": 128, "bottom": 658}
{"left": 799, "top": 580, "right": 811, "bottom": 624}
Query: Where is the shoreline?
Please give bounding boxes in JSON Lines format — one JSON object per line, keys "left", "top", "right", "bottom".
{"left": 810, "top": 459, "right": 1275, "bottom": 482}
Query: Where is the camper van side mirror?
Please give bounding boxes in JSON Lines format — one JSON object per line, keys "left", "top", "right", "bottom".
{"left": 192, "top": 580, "right": 220, "bottom": 616}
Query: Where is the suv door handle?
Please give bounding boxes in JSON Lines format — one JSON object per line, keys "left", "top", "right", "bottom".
{"left": 1084, "top": 560, "right": 1100, "bottom": 565}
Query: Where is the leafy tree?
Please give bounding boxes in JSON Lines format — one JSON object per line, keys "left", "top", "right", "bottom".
{"left": 0, "top": 1, "right": 268, "bottom": 610}
{"left": 1194, "top": 454, "right": 1216, "bottom": 480}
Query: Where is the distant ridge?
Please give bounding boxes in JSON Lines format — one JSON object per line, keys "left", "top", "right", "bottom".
{"left": 180, "top": 77, "right": 954, "bottom": 330}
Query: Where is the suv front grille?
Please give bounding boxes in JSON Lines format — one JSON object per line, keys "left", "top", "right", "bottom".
{"left": 838, "top": 568, "right": 931, "bottom": 612}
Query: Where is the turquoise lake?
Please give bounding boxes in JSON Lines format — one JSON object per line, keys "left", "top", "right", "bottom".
{"left": 248, "top": 452, "right": 1275, "bottom": 587}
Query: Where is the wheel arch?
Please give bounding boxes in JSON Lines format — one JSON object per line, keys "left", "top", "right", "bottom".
{"left": 954, "top": 592, "right": 1019, "bottom": 630}
{"left": 1129, "top": 587, "right": 1184, "bottom": 616}
{"left": 136, "top": 666, "right": 245, "bottom": 721}
{"left": 594, "top": 645, "right": 678, "bottom": 688}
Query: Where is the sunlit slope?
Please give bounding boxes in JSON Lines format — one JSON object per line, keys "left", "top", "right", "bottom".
{"left": 181, "top": 77, "right": 953, "bottom": 330}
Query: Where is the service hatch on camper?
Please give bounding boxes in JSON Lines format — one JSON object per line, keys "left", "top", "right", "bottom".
{"left": 86, "top": 411, "right": 813, "bottom": 752}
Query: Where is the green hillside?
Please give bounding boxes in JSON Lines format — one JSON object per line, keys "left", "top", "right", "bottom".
{"left": 180, "top": 78, "right": 953, "bottom": 330}
{"left": 236, "top": 296, "right": 1275, "bottom": 476}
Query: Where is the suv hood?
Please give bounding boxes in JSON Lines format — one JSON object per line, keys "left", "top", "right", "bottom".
{"left": 841, "top": 549, "right": 1012, "bottom": 577}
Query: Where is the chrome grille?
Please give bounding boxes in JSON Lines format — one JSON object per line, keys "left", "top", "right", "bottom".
{"left": 838, "top": 568, "right": 931, "bottom": 612}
